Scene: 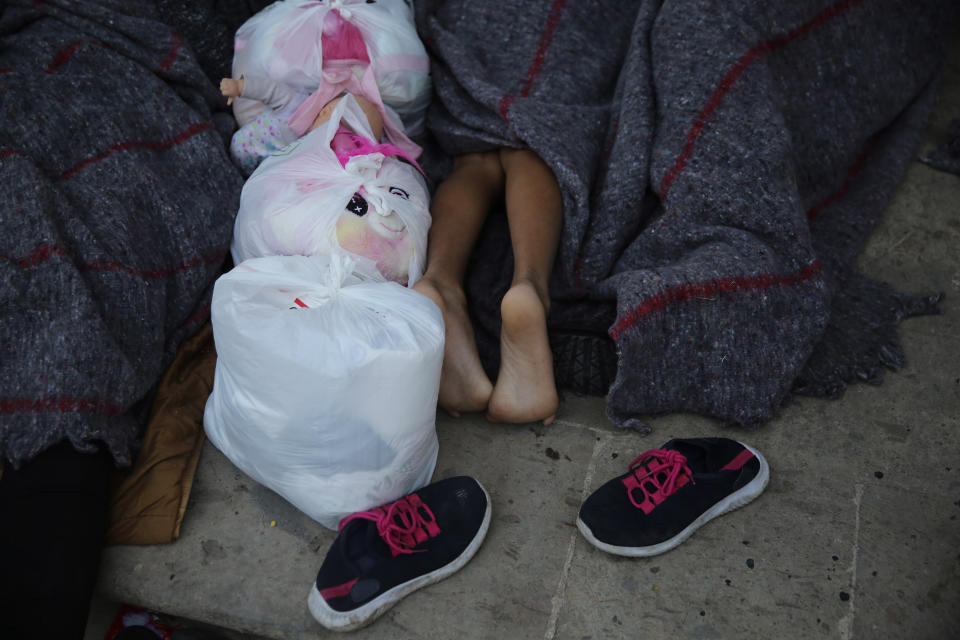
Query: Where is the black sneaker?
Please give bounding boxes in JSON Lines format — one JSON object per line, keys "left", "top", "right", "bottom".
{"left": 308, "top": 476, "right": 491, "bottom": 631}
{"left": 577, "top": 438, "right": 769, "bottom": 557}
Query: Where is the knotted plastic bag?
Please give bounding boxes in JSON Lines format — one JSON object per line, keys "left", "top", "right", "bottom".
{"left": 203, "top": 254, "right": 443, "bottom": 529}
{"left": 232, "top": 0, "right": 430, "bottom": 135}
{"left": 231, "top": 95, "right": 430, "bottom": 285}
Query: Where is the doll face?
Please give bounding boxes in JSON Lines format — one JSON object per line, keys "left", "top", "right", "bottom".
{"left": 335, "top": 187, "right": 416, "bottom": 283}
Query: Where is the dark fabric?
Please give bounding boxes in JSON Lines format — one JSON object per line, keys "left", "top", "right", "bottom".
{"left": 415, "top": 0, "right": 959, "bottom": 428}
{"left": 0, "top": 442, "right": 113, "bottom": 640}
{"left": 920, "top": 117, "right": 960, "bottom": 174}
{"left": 154, "top": 0, "right": 274, "bottom": 85}
{"left": 170, "top": 628, "right": 232, "bottom": 640}
{"left": 0, "top": 0, "right": 246, "bottom": 467}
{"left": 116, "top": 626, "right": 167, "bottom": 640}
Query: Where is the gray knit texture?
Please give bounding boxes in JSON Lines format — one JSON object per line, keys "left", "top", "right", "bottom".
{"left": 415, "top": 0, "right": 958, "bottom": 428}
{"left": 2, "top": 0, "right": 955, "bottom": 469}
{"left": 0, "top": 0, "right": 244, "bottom": 467}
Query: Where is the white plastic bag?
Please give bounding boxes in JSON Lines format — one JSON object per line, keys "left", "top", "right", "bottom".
{"left": 231, "top": 95, "right": 430, "bottom": 285}
{"left": 203, "top": 254, "right": 444, "bottom": 529}
{"left": 232, "top": 0, "right": 430, "bottom": 134}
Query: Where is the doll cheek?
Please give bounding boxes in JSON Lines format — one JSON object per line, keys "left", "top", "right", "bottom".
{"left": 335, "top": 217, "right": 413, "bottom": 283}
{"left": 367, "top": 212, "right": 407, "bottom": 239}
{"left": 335, "top": 212, "right": 366, "bottom": 247}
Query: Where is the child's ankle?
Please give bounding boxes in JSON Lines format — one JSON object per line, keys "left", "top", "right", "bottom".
{"left": 509, "top": 276, "right": 550, "bottom": 311}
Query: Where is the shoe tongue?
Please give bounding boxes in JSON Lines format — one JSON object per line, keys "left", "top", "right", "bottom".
{"left": 342, "top": 518, "right": 392, "bottom": 567}
{"left": 664, "top": 440, "right": 707, "bottom": 473}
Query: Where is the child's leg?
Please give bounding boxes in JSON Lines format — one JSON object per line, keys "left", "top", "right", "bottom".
{"left": 487, "top": 148, "right": 562, "bottom": 425}
{"left": 414, "top": 151, "right": 505, "bottom": 416}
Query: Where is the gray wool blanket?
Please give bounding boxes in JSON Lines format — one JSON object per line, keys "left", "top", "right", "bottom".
{"left": 416, "top": 0, "right": 958, "bottom": 429}
{"left": 2, "top": 0, "right": 955, "bottom": 471}
{"left": 0, "top": 0, "right": 246, "bottom": 467}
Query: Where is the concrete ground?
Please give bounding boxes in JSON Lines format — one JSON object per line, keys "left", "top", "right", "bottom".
{"left": 88, "top": 37, "right": 960, "bottom": 640}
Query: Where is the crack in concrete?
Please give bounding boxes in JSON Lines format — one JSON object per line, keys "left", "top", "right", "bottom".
{"left": 550, "top": 417, "right": 597, "bottom": 431}
{"left": 838, "top": 483, "right": 864, "bottom": 640}
{"left": 543, "top": 432, "right": 607, "bottom": 640}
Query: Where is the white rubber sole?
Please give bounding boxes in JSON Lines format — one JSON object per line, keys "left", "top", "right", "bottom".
{"left": 307, "top": 483, "right": 492, "bottom": 632}
{"left": 577, "top": 442, "right": 769, "bottom": 558}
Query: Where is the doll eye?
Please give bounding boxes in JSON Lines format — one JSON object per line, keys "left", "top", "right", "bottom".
{"left": 388, "top": 187, "right": 409, "bottom": 200}
{"left": 346, "top": 193, "right": 368, "bottom": 216}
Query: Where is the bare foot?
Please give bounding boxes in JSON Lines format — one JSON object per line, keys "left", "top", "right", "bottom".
{"left": 413, "top": 276, "right": 493, "bottom": 416}
{"left": 487, "top": 281, "right": 558, "bottom": 425}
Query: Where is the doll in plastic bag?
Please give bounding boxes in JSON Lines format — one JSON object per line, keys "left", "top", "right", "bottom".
{"left": 232, "top": 94, "right": 431, "bottom": 285}
{"left": 220, "top": 0, "right": 429, "bottom": 174}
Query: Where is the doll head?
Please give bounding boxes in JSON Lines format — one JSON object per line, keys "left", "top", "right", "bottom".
{"left": 333, "top": 151, "right": 427, "bottom": 284}
{"left": 334, "top": 189, "right": 414, "bottom": 285}
{"left": 232, "top": 94, "right": 430, "bottom": 285}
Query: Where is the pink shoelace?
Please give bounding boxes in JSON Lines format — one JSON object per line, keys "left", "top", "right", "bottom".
{"left": 339, "top": 493, "right": 441, "bottom": 557}
{"left": 622, "top": 449, "right": 694, "bottom": 515}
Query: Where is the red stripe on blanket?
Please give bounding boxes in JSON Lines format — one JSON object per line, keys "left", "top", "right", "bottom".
{"left": 522, "top": 0, "right": 568, "bottom": 96}
{"left": 5, "top": 243, "right": 226, "bottom": 280}
{"left": 79, "top": 250, "right": 227, "bottom": 279}
{"left": 499, "top": 95, "right": 515, "bottom": 120}
{"left": 806, "top": 138, "right": 875, "bottom": 223}
{"left": 2, "top": 244, "right": 70, "bottom": 267}
{"left": 608, "top": 260, "right": 823, "bottom": 341}
{"left": 0, "top": 68, "right": 13, "bottom": 74}
{"left": 500, "top": 0, "right": 569, "bottom": 120}
{"left": 1, "top": 148, "right": 21, "bottom": 158}
{"left": 659, "top": 0, "right": 867, "bottom": 199}
{"left": 601, "top": 120, "right": 620, "bottom": 165}
{"left": 159, "top": 31, "right": 182, "bottom": 72}
{"left": 45, "top": 40, "right": 86, "bottom": 74}
{"left": 57, "top": 121, "right": 213, "bottom": 181}
{"left": 0, "top": 397, "right": 125, "bottom": 417}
